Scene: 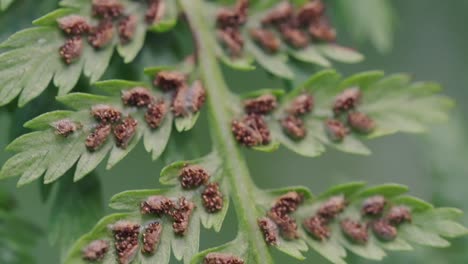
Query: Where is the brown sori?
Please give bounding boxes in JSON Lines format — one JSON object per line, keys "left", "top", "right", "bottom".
{"left": 372, "top": 219, "right": 397, "bottom": 241}
{"left": 243, "top": 114, "right": 271, "bottom": 145}
{"left": 204, "top": 253, "right": 245, "bottom": 264}
{"left": 121, "top": 87, "right": 154, "bottom": 107}
{"left": 303, "top": 215, "right": 330, "bottom": 241}
{"left": 243, "top": 94, "right": 278, "bottom": 115}
{"left": 333, "top": 87, "right": 362, "bottom": 115}
{"left": 92, "top": 0, "right": 124, "bottom": 19}
{"left": 317, "top": 195, "right": 347, "bottom": 220}
{"left": 348, "top": 111, "right": 376, "bottom": 134}
{"left": 340, "top": 219, "right": 368, "bottom": 244}
{"left": 53, "top": 119, "right": 79, "bottom": 137}
{"left": 386, "top": 206, "right": 412, "bottom": 226}
{"left": 140, "top": 195, "right": 174, "bottom": 215}
{"left": 170, "top": 197, "right": 196, "bottom": 236}
{"left": 114, "top": 116, "right": 138, "bottom": 148}
{"left": 145, "top": 100, "right": 167, "bottom": 128}
{"left": 217, "top": 28, "right": 244, "bottom": 57}
{"left": 88, "top": 20, "right": 115, "bottom": 49}
{"left": 258, "top": 217, "right": 279, "bottom": 245}
{"left": 309, "top": 17, "right": 337, "bottom": 42}
{"left": 232, "top": 114, "right": 271, "bottom": 147}
{"left": 202, "top": 183, "right": 224, "bottom": 213}
{"left": 59, "top": 36, "right": 83, "bottom": 64}
{"left": 179, "top": 165, "right": 210, "bottom": 189}
{"left": 86, "top": 123, "right": 112, "bottom": 151}
{"left": 267, "top": 210, "right": 299, "bottom": 240}
{"left": 57, "top": 15, "right": 90, "bottom": 35}
{"left": 154, "top": 71, "right": 186, "bottom": 91}
{"left": 111, "top": 221, "right": 140, "bottom": 264}
{"left": 118, "top": 15, "right": 137, "bottom": 44}
{"left": 82, "top": 239, "right": 109, "bottom": 262}
{"left": 324, "top": 119, "right": 348, "bottom": 142}
{"left": 281, "top": 115, "right": 307, "bottom": 140}
{"left": 296, "top": 1, "right": 325, "bottom": 26}
{"left": 91, "top": 104, "right": 122, "bottom": 123}
{"left": 235, "top": 0, "right": 249, "bottom": 25}
{"left": 271, "top": 191, "right": 303, "bottom": 216}
{"left": 287, "top": 93, "right": 314, "bottom": 116}
{"left": 173, "top": 81, "right": 206, "bottom": 116}
{"left": 142, "top": 222, "right": 163, "bottom": 255}
{"left": 279, "top": 24, "right": 309, "bottom": 49}
{"left": 146, "top": 0, "right": 165, "bottom": 24}
{"left": 361, "top": 195, "right": 386, "bottom": 216}
{"left": 249, "top": 28, "right": 281, "bottom": 53}
{"left": 216, "top": 8, "right": 242, "bottom": 29}
{"left": 261, "top": 1, "right": 293, "bottom": 26}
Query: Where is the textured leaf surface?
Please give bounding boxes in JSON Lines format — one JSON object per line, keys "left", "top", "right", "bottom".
{"left": 255, "top": 70, "right": 453, "bottom": 157}
{"left": 0, "top": 0, "right": 178, "bottom": 107}
{"left": 204, "top": 1, "right": 363, "bottom": 79}
{"left": 65, "top": 152, "right": 229, "bottom": 264}
{"left": 0, "top": 79, "right": 194, "bottom": 185}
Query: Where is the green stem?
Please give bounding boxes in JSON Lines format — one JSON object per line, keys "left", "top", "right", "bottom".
{"left": 179, "top": 0, "right": 273, "bottom": 263}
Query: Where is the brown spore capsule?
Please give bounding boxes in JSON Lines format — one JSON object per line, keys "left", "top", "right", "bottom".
{"left": 92, "top": 0, "right": 124, "bottom": 19}
{"left": 204, "top": 253, "right": 245, "bottom": 264}
{"left": 243, "top": 94, "right": 278, "bottom": 115}
{"left": 88, "top": 20, "right": 114, "bottom": 49}
{"left": 361, "top": 195, "right": 386, "bottom": 216}
{"left": 340, "top": 219, "right": 368, "bottom": 244}
{"left": 261, "top": 1, "right": 293, "bottom": 26}
{"left": 324, "top": 119, "right": 348, "bottom": 142}
{"left": 287, "top": 93, "right": 314, "bottom": 116}
{"left": 142, "top": 222, "right": 163, "bottom": 255}
{"left": 140, "top": 195, "right": 174, "bottom": 215}
{"left": 113, "top": 116, "right": 138, "bottom": 149}
{"left": 348, "top": 112, "right": 376, "bottom": 134}
{"left": 232, "top": 114, "right": 271, "bottom": 146}
{"left": 372, "top": 219, "right": 397, "bottom": 241}
{"left": 145, "top": 100, "right": 167, "bottom": 129}
{"left": 82, "top": 239, "right": 109, "bottom": 262}
{"left": 279, "top": 25, "right": 309, "bottom": 49}
{"left": 91, "top": 104, "right": 122, "bottom": 123}
{"left": 146, "top": 0, "right": 166, "bottom": 24}
{"left": 258, "top": 217, "right": 279, "bottom": 245}
{"left": 303, "top": 215, "right": 330, "bottom": 241}
{"left": 217, "top": 28, "right": 244, "bottom": 58}
{"left": 53, "top": 119, "right": 79, "bottom": 137}
{"left": 121, "top": 87, "right": 154, "bottom": 107}
{"left": 59, "top": 36, "right": 83, "bottom": 64}
{"left": 111, "top": 220, "right": 140, "bottom": 264}
{"left": 271, "top": 191, "right": 303, "bottom": 216}
{"left": 386, "top": 206, "right": 412, "bottom": 226}
{"left": 118, "top": 15, "right": 137, "bottom": 44}
{"left": 333, "top": 87, "right": 362, "bottom": 115}
{"left": 296, "top": 1, "right": 325, "bottom": 26}
{"left": 309, "top": 17, "right": 337, "bottom": 42}
{"left": 186, "top": 80, "right": 206, "bottom": 113}
{"left": 154, "top": 71, "right": 186, "bottom": 91}
{"left": 249, "top": 28, "right": 281, "bottom": 53}
{"left": 217, "top": 8, "right": 242, "bottom": 29}
{"left": 317, "top": 195, "right": 347, "bottom": 221}
{"left": 202, "top": 183, "right": 224, "bottom": 213}
{"left": 281, "top": 115, "right": 307, "bottom": 140}
{"left": 86, "top": 123, "right": 112, "bottom": 151}
{"left": 57, "top": 15, "right": 90, "bottom": 35}
{"left": 267, "top": 210, "right": 299, "bottom": 240}
{"left": 235, "top": 0, "right": 249, "bottom": 25}
{"left": 179, "top": 165, "right": 210, "bottom": 189}
{"left": 170, "top": 197, "right": 196, "bottom": 236}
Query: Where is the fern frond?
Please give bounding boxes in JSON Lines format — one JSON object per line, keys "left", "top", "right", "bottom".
{"left": 0, "top": 66, "right": 206, "bottom": 185}
{"left": 204, "top": 0, "right": 363, "bottom": 78}
{"left": 0, "top": 0, "right": 178, "bottom": 107}
{"left": 0, "top": 0, "right": 15, "bottom": 11}
{"left": 65, "top": 157, "right": 468, "bottom": 264}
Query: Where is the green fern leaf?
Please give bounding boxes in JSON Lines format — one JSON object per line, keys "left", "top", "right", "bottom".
{"left": 0, "top": 0, "right": 178, "bottom": 107}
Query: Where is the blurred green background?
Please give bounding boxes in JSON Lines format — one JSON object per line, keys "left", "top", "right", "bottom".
{"left": 1, "top": 0, "right": 467, "bottom": 263}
